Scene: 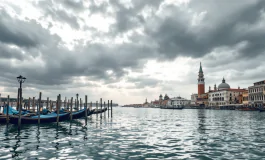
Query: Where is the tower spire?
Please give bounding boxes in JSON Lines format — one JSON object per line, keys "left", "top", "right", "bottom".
{"left": 198, "top": 62, "right": 205, "bottom": 97}
{"left": 199, "top": 62, "right": 203, "bottom": 73}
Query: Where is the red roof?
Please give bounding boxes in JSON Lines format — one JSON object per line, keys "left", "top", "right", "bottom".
{"left": 152, "top": 100, "right": 160, "bottom": 104}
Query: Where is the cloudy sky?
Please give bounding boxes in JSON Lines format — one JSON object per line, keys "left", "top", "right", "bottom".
{"left": 0, "top": 0, "right": 265, "bottom": 105}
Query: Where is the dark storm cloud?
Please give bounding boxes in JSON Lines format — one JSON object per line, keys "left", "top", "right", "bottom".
{"left": 0, "top": 43, "right": 25, "bottom": 60}
{"left": 1, "top": 0, "right": 265, "bottom": 96}
{"left": 109, "top": 0, "right": 163, "bottom": 34}
{"left": 145, "top": 0, "right": 265, "bottom": 59}
{"left": 0, "top": 9, "right": 57, "bottom": 48}
{"left": 0, "top": 6, "right": 153, "bottom": 88}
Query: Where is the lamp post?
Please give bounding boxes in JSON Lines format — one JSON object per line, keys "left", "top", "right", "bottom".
{"left": 76, "top": 93, "right": 79, "bottom": 110}
{"left": 17, "top": 75, "right": 26, "bottom": 129}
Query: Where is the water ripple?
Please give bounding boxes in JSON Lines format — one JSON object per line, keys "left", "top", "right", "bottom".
{"left": 1, "top": 108, "right": 265, "bottom": 159}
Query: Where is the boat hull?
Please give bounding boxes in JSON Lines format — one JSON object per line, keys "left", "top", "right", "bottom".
{"left": 71, "top": 109, "right": 94, "bottom": 119}
{"left": 0, "top": 115, "right": 7, "bottom": 124}
{"left": 93, "top": 108, "right": 107, "bottom": 114}
{"left": 9, "top": 113, "right": 70, "bottom": 124}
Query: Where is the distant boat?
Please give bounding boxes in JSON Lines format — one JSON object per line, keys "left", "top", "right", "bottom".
{"left": 160, "top": 105, "right": 184, "bottom": 109}
{"left": 258, "top": 108, "right": 265, "bottom": 112}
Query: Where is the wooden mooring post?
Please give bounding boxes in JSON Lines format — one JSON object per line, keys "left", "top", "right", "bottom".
{"left": 104, "top": 101, "right": 106, "bottom": 118}
{"left": 18, "top": 88, "right": 22, "bottom": 130}
{"left": 108, "top": 100, "right": 109, "bottom": 118}
{"left": 111, "top": 100, "right": 113, "bottom": 118}
{"left": 85, "top": 95, "right": 87, "bottom": 118}
{"left": 33, "top": 97, "right": 35, "bottom": 113}
{"left": 6, "top": 95, "right": 9, "bottom": 124}
{"left": 75, "top": 99, "right": 76, "bottom": 110}
{"left": 50, "top": 100, "right": 52, "bottom": 111}
{"left": 96, "top": 101, "right": 98, "bottom": 118}
{"left": 70, "top": 97, "right": 73, "bottom": 120}
{"left": 17, "top": 88, "right": 19, "bottom": 111}
{"left": 80, "top": 98, "right": 82, "bottom": 110}
{"left": 90, "top": 101, "right": 92, "bottom": 112}
{"left": 100, "top": 98, "right": 102, "bottom": 119}
{"left": 38, "top": 92, "right": 42, "bottom": 124}
{"left": 56, "top": 95, "right": 60, "bottom": 125}
{"left": 64, "top": 97, "right": 67, "bottom": 109}
{"left": 28, "top": 97, "right": 31, "bottom": 111}
{"left": 67, "top": 99, "right": 70, "bottom": 110}
{"left": 47, "top": 97, "right": 49, "bottom": 110}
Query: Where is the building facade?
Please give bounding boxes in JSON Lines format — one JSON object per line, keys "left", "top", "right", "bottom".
{"left": 248, "top": 80, "right": 265, "bottom": 107}
{"left": 167, "top": 96, "right": 190, "bottom": 106}
{"left": 208, "top": 78, "right": 246, "bottom": 106}
{"left": 242, "top": 90, "right": 248, "bottom": 105}
{"left": 191, "top": 93, "right": 198, "bottom": 105}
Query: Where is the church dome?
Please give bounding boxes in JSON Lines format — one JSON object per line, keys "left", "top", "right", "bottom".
{"left": 218, "top": 77, "right": 230, "bottom": 90}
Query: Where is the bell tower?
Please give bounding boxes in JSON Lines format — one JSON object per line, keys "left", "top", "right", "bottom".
{"left": 198, "top": 62, "right": 205, "bottom": 97}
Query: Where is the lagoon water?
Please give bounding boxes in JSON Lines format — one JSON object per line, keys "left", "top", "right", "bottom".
{"left": 1, "top": 107, "right": 265, "bottom": 159}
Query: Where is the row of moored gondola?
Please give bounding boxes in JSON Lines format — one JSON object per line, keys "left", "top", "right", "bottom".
{"left": 0, "top": 106, "right": 108, "bottom": 124}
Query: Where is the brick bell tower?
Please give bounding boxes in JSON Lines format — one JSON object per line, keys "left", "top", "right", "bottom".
{"left": 198, "top": 62, "right": 205, "bottom": 97}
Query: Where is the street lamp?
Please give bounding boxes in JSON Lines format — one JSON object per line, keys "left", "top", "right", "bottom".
{"left": 17, "top": 75, "right": 26, "bottom": 89}
{"left": 17, "top": 75, "right": 26, "bottom": 129}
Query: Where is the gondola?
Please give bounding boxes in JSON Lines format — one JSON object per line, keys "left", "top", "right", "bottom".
{"left": 258, "top": 108, "right": 265, "bottom": 112}
{"left": 9, "top": 112, "right": 70, "bottom": 124}
{"left": 93, "top": 107, "right": 107, "bottom": 114}
{"left": 0, "top": 115, "right": 8, "bottom": 124}
{"left": 71, "top": 109, "right": 94, "bottom": 119}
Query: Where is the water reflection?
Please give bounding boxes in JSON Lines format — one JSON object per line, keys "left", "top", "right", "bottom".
{"left": 36, "top": 126, "right": 40, "bottom": 150}
{"left": 197, "top": 109, "right": 206, "bottom": 134}
{"left": 54, "top": 126, "right": 59, "bottom": 150}
{"left": 12, "top": 131, "right": 21, "bottom": 158}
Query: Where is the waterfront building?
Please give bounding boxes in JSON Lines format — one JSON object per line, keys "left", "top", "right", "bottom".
{"left": 167, "top": 96, "right": 190, "bottom": 106}
{"left": 150, "top": 100, "right": 160, "bottom": 108}
{"left": 248, "top": 80, "right": 265, "bottom": 107}
{"left": 242, "top": 90, "right": 249, "bottom": 106}
{"left": 142, "top": 98, "right": 149, "bottom": 107}
{"left": 208, "top": 78, "right": 246, "bottom": 106}
{"left": 191, "top": 93, "right": 198, "bottom": 105}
